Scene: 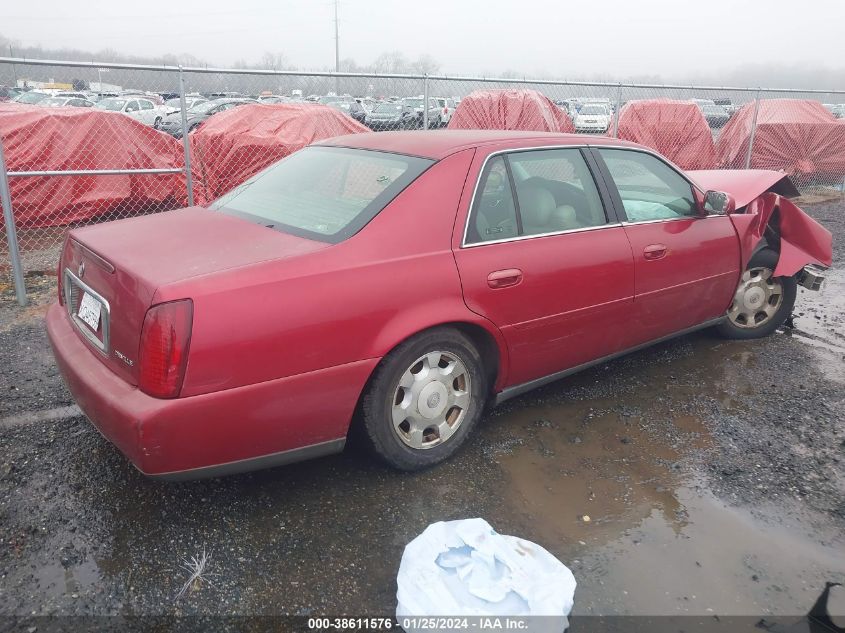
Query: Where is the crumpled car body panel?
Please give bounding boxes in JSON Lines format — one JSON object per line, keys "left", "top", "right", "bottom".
{"left": 688, "top": 169, "right": 832, "bottom": 277}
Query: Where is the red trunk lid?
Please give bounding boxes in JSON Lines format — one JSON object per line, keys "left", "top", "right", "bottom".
{"left": 59, "top": 207, "right": 328, "bottom": 385}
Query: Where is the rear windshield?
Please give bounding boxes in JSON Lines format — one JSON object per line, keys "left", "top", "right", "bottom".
{"left": 209, "top": 146, "right": 434, "bottom": 243}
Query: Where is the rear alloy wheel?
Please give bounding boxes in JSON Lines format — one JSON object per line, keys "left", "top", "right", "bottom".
{"left": 360, "top": 328, "right": 487, "bottom": 470}
{"left": 716, "top": 249, "right": 796, "bottom": 340}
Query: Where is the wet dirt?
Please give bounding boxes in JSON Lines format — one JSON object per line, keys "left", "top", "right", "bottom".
{"left": 0, "top": 199, "right": 843, "bottom": 620}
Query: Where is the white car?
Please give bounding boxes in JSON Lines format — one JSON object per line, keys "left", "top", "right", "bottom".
{"left": 573, "top": 103, "right": 612, "bottom": 133}
{"left": 163, "top": 96, "right": 208, "bottom": 115}
{"left": 95, "top": 96, "right": 167, "bottom": 128}
{"left": 38, "top": 96, "right": 96, "bottom": 108}
{"left": 435, "top": 97, "right": 457, "bottom": 126}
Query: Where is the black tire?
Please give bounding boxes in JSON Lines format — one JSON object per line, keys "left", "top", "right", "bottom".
{"left": 153, "top": 117, "right": 162, "bottom": 129}
{"left": 359, "top": 327, "right": 488, "bottom": 471}
{"left": 715, "top": 248, "right": 797, "bottom": 340}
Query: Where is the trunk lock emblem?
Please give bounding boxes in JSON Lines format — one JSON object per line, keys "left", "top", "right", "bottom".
{"left": 78, "top": 262, "right": 85, "bottom": 278}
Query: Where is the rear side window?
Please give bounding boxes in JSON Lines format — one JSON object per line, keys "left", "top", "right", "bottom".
{"left": 465, "top": 149, "right": 607, "bottom": 244}
{"left": 209, "top": 146, "right": 434, "bottom": 243}
{"left": 508, "top": 149, "right": 607, "bottom": 236}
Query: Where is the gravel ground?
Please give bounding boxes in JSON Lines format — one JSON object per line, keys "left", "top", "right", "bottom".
{"left": 0, "top": 199, "right": 843, "bottom": 627}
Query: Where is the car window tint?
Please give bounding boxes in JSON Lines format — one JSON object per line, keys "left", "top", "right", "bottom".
{"left": 209, "top": 147, "right": 433, "bottom": 244}
{"left": 140, "top": 100, "right": 153, "bottom": 110}
{"left": 599, "top": 149, "right": 697, "bottom": 221}
{"left": 508, "top": 149, "right": 607, "bottom": 236}
{"left": 126, "top": 100, "right": 139, "bottom": 112}
{"left": 466, "top": 156, "right": 518, "bottom": 244}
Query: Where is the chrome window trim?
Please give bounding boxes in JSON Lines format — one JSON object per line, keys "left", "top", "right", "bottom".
{"left": 460, "top": 142, "right": 709, "bottom": 248}
{"left": 462, "top": 221, "right": 623, "bottom": 248}
{"left": 63, "top": 268, "right": 111, "bottom": 355}
{"left": 619, "top": 215, "right": 722, "bottom": 227}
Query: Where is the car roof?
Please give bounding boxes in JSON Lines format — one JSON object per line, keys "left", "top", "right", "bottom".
{"left": 317, "top": 130, "right": 642, "bottom": 160}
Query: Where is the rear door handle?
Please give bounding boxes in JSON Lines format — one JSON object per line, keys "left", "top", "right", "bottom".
{"left": 487, "top": 268, "right": 523, "bottom": 289}
{"left": 643, "top": 244, "right": 667, "bottom": 261}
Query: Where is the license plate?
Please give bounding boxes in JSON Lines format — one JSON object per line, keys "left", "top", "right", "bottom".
{"left": 78, "top": 291, "right": 102, "bottom": 331}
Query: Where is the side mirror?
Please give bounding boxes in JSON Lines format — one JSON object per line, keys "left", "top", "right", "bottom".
{"left": 702, "top": 190, "right": 735, "bottom": 215}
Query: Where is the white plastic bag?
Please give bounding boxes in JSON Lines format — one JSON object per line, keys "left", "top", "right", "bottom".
{"left": 396, "top": 518, "right": 576, "bottom": 632}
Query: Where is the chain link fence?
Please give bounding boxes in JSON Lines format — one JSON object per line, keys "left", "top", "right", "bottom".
{"left": 2, "top": 56, "right": 844, "bottom": 304}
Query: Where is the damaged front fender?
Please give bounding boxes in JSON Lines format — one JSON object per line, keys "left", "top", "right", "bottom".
{"left": 689, "top": 169, "right": 833, "bottom": 278}
{"left": 731, "top": 192, "right": 832, "bottom": 277}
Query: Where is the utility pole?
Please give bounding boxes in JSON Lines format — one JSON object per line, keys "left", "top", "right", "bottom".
{"left": 333, "top": 0, "right": 340, "bottom": 94}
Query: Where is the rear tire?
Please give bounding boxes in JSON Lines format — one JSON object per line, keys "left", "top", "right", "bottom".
{"left": 716, "top": 249, "right": 796, "bottom": 340}
{"left": 359, "top": 328, "right": 488, "bottom": 471}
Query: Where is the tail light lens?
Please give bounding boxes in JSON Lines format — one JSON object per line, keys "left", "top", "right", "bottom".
{"left": 138, "top": 299, "right": 193, "bottom": 399}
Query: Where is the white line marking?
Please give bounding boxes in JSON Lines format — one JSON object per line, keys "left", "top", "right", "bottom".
{"left": 0, "top": 405, "right": 82, "bottom": 429}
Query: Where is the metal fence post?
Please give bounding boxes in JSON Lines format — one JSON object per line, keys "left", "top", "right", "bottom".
{"left": 423, "top": 73, "right": 430, "bottom": 130}
{"left": 178, "top": 66, "right": 195, "bottom": 206}
{"left": 744, "top": 89, "right": 762, "bottom": 170}
{"left": 0, "top": 137, "right": 27, "bottom": 307}
{"left": 612, "top": 83, "right": 623, "bottom": 138}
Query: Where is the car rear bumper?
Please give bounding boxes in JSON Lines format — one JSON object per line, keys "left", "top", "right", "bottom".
{"left": 46, "top": 302, "right": 379, "bottom": 480}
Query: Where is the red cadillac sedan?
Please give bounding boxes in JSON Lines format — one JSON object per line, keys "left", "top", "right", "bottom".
{"left": 46, "top": 131, "right": 832, "bottom": 480}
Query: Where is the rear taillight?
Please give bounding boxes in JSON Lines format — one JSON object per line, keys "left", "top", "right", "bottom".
{"left": 138, "top": 299, "right": 193, "bottom": 399}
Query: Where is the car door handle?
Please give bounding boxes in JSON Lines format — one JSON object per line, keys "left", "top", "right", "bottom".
{"left": 487, "top": 268, "right": 523, "bottom": 289}
{"left": 643, "top": 244, "right": 667, "bottom": 261}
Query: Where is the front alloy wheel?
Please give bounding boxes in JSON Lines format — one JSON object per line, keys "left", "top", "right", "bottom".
{"left": 727, "top": 267, "right": 783, "bottom": 329}
{"left": 716, "top": 248, "right": 796, "bottom": 340}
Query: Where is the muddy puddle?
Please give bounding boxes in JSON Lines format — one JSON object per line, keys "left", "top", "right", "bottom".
{"left": 489, "top": 333, "right": 845, "bottom": 615}
{"left": 790, "top": 266, "right": 845, "bottom": 382}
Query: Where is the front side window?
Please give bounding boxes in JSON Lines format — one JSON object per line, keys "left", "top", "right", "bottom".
{"left": 140, "top": 100, "right": 154, "bottom": 110}
{"left": 209, "top": 147, "right": 434, "bottom": 244}
{"left": 598, "top": 149, "right": 697, "bottom": 222}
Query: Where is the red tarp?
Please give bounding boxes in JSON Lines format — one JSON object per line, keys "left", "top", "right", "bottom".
{"left": 615, "top": 99, "right": 717, "bottom": 170}
{"left": 448, "top": 89, "right": 574, "bottom": 133}
{"left": 716, "top": 99, "right": 845, "bottom": 180}
{"left": 190, "top": 103, "right": 369, "bottom": 202}
{"left": 0, "top": 103, "right": 187, "bottom": 228}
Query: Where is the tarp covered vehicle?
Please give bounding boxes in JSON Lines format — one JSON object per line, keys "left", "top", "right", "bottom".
{"left": 0, "top": 103, "right": 187, "bottom": 228}
{"left": 615, "top": 99, "right": 717, "bottom": 170}
{"left": 716, "top": 99, "right": 845, "bottom": 186}
{"left": 190, "top": 103, "right": 369, "bottom": 202}
{"left": 448, "top": 89, "right": 574, "bottom": 133}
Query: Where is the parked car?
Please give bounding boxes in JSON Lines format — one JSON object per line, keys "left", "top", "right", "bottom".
{"left": 46, "top": 130, "right": 831, "bottom": 479}
{"left": 0, "top": 85, "right": 17, "bottom": 101}
{"left": 258, "top": 95, "right": 290, "bottom": 104}
{"left": 326, "top": 99, "right": 367, "bottom": 124}
{"left": 364, "top": 101, "right": 418, "bottom": 130}
{"left": 435, "top": 97, "right": 457, "bottom": 127}
{"left": 698, "top": 103, "right": 731, "bottom": 128}
{"left": 157, "top": 98, "right": 257, "bottom": 138}
{"left": 95, "top": 96, "right": 167, "bottom": 127}
{"left": 572, "top": 103, "right": 611, "bottom": 133}
{"left": 402, "top": 96, "right": 441, "bottom": 128}
{"left": 163, "top": 96, "right": 208, "bottom": 116}
{"left": 38, "top": 96, "right": 96, "bottom": 108}
{"left": 11, "top": 90, "right": 50, "bottom": 105}
{"left": 824, "top": 103, "right": 845, "bottom": 119}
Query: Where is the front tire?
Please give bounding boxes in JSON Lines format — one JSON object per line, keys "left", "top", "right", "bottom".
{"left": 359, "top": 328, "right": 488, "bottom": 471}
{"left": 716, "top": 249, "right": 796, "bottom": 340}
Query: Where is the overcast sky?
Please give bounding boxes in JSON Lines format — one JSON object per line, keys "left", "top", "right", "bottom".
{"left": 5, "top": 0, "right": 845, "bottom": 79}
